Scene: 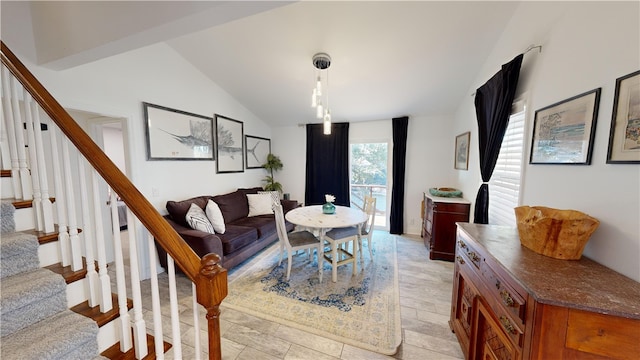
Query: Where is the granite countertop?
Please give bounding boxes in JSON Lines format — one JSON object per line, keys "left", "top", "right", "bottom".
{"left": 457, "top": 223, "right": 640, "bottom": 320}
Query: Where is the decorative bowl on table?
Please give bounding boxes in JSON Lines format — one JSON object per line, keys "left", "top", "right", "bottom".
{"left": 514, "top": 206, "right": 600, "bottom": 260}
{"left": 428, "top": 187, "right": 462, "bottom": 198}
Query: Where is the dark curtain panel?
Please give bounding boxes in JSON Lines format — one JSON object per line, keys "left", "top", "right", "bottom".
{"left": 473, "top": 54, "right": 523, "bottom": 224}
{"left": 305, "top": 122, "right": 350, "bottom": 206}
{"left": 390, "top": 116, "right": 409, "bottom": 234}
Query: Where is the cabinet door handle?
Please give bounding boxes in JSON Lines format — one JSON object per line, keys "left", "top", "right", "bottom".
{"left": 500, "top": 289, "right": 515, "bottom": 307}
{"left": 468, "top": 251, "right": 480, "bottom": 262}
{"left": 456, "top": 255, "right": 466, "bottom": 265}
{"left": 499, "top": 316, "right": 517, "bottom": 335}
{"left": 458, "top": 240, "right": 467, "bottom": 249}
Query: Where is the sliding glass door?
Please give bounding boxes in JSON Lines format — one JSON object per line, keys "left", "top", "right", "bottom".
{"left": 350, "top": 142, "right": 389, "bottom": 229}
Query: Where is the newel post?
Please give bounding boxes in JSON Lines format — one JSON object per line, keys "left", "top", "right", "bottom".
{"left": 195, "top": 253, "right": 228, "bottom": 360}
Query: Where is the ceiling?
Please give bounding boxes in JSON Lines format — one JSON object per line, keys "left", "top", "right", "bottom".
{"left": 6, "top": 1, "right": 523, "bottom": 127}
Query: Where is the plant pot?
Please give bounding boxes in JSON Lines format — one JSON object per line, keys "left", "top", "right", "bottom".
{"left": 322, "top": 202, "right": 336, "bottom": 215}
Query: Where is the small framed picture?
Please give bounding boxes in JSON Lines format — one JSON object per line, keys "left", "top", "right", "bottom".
{"left": 245, "top": 135, "right": 271, "bottom": 169}
{"left": 455, "top": 132, "right": 470, "bottom": 170}
{"left": 606, "top": 70, "right": 640, "bottom": 164}
{"left": 215, "top": 114, "right": 244, "bottom": 173}
{"left": 530, "top": 88, "right": 601, "bottom": 165}
{"left": 143, "top": 102, "right": 214, "bottom": 161}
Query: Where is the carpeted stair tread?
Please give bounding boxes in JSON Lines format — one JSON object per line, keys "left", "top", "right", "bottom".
{"left": 0, "top": 231, "right": 40, "bottom": 279}
{"left": 1, "top": 309, "right": 101, "bottom": 360}
{"left": 1, "top": 268, "right": 67, "bottom": 337}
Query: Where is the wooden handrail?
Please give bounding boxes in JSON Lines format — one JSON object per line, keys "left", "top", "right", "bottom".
{"left": 0, "top": 41, "right": 201, "bottom": 281}
{"left": 1, "top": 41, "right": 226, "bottom": 358}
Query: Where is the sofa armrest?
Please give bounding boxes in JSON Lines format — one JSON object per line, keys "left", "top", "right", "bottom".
{"left": 157, "top": 217, "right": 224, "bottom": 269}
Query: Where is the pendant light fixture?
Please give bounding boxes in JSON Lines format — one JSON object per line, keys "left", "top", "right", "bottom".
{"left": 311, "top": 53, "right": 332, "bottom": 135}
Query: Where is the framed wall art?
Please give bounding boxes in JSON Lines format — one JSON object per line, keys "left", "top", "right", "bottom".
{"left": 455, "top": 131, "right": 470, "bottom": 170}
{"left": 606, "top": 70, "right": 640, "bottom": 164}
{"left": 530, "top": 88, "right": 601, "bottom": 165}
{"left": 143, "top": 102, "right": 214, "bottom": 161}
{"left": 245, "top": 135, "right": 271, "bottom": 169}
{"left": 215, "top": 114, "right": 244, "bottom": 173}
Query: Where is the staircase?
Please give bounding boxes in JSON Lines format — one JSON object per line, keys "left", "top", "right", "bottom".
{"left": 1, "top": 41, "right": 227, "bottom": 359}
{"left": 1, "top": 201, "right": 103, "bottom": 358}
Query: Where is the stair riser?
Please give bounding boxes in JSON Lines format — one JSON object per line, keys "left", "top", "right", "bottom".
{"left": 66, "top": 277, "right": 88, "bottom": 308}
{"left": 1, "top": 177, "right": 14, "bottom": 198}
{"left": 13, "top": 207, "right": 36, "bottom": 232}
{"left": 98, "top": 318, "right": 120, "bottom": 352}
{"left": 38, "top": 241, "right": 61, "bottom": 267}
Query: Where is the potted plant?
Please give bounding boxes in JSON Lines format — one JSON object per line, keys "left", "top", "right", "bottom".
{"left": 262, "top": 153, "right": 283, "bottom": 192}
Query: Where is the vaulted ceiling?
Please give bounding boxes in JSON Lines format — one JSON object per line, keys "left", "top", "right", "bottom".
{"left": 2, "top": 1, "right": 522, "bottom": 127}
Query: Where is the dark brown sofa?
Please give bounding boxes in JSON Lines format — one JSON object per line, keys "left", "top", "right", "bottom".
{"left": 156, "top": 187, "right": 297, "bottom": 271}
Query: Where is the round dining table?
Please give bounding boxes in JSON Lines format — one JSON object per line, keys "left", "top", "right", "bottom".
{"left": 286, "top": 205, "right": 367, "bottom": 282}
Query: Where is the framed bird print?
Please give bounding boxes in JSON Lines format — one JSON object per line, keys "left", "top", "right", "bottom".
{"left": 143, "top": 102, "right": 214, "bottom": 160}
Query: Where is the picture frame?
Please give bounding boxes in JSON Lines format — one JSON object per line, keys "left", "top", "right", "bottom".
{"left": 143, "top": 102, "right": 214, "bottom": 161}
{"left": 245, "top": 135, "right": 271, "bottom": 169}
{"left": 606, "top": 70, "right": 640, "bottom": 164}
{"left": 455, "top": 131, "right": 470, "bottom": 170}
{"left": 215, "top": 114, "right": 244, "bottom": 173}
{"left": 530, "top": 88, "right": 601, "bottom": 165}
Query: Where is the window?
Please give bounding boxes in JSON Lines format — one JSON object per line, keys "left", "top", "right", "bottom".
{"left": 489, "top": 101, "right": 526, "bottom": 226}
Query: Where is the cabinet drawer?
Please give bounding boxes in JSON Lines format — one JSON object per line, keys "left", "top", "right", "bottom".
{"left": 456, "top": 237, "right": 482, "bottom": 270}
{"left": 432, "top": 201, "right": 469, "bottom": 214}
{"left": 481, "top": 261, "right": 526, "bottom": 325}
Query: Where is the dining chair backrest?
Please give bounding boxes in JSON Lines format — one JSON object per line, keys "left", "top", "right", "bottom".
{"left": 273, "top": 202, "right": 290, "bottom": 248}
{"left": 362, "top": 196, "right": 377, "bottom": 234}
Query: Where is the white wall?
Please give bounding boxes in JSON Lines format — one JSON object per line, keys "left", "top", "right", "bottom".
{"left": 453, "top": 2, "right": 640, "bottom": 281}
{"left": 5, "top": 40, "right": 273, "bottom": 278}
{"left": 272, "top": 113, "right": 456, "bottom": 236}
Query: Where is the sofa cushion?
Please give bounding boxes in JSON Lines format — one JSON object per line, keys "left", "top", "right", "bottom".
{"left": 166, "top": 196, "right": 211, "bottom": 227}
{"left": 247, "top": 193, "right": 274, "bottom": 217}
{"left": 212, "top": 190, "right": 250, "bottom": 223}
{"left": 231, "top": 215, "right": 277, "bottom": 238}
{"left": 216, "top": 225, "right": 259, "bottom": 254}
{"left": 185, "top": 203, "right": 215, "bottom": 233}
{"left": 205, "top": 200, "right": 226, "bottom": 234}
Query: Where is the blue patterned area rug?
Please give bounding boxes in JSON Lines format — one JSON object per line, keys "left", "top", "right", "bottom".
{"left": 223, "top": 232, "right": 402, "bottom": 355}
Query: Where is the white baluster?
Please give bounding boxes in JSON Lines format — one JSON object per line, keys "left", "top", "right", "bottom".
{"left": 192, "top": 283, "right": 202, "bottom": 360}
{"left": 126, "top": 215, "right": 148, "bottom": 359}
{"left": 22, "top": 89, "right": 43, "bottom": 230}
{"left": 30, "top": 98, "right": 54, "bottom": 233}
{"left": 78, "top": 156, "right": 99, "bottom": 307}
{"left": 1, "top": 66, "right": 21, "bottom": 198}
{"left": 167, "top": 256, "right": 183, "bottom": 358}
{"left": 61, "top": 137, "right": 82, "bottom": 271}
{"left": 110, "top": 191, "right": 132, "bottom": 352}
{"left": 147, "top": 233, "right": 165, "bottom": 360}
{"left": 49, "top": 125, "right": 70, "bottom": 266}
{"left": 9, "top": 76, "right": 32, "bottom": 200}
{"left": 91, "top": 169, "right": 112, "bottom": 312}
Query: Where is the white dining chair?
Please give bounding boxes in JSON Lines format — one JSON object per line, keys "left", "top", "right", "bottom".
{"left": 273, "top": 203, "right": 323, "bottom": 281}
{"left": 325, "top": 196, "right": 376, "bottom": 260}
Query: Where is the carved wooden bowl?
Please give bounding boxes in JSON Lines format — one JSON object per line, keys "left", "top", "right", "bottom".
{"left": 514, "top": 206, "right": 600, "bottom": 260}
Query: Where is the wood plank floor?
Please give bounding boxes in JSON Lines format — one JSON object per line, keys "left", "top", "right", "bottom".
{"left": 135, "top": 232, "right": 464, "bottom": 359}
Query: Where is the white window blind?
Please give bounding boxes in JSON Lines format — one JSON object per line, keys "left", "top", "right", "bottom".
{"left": 489, "top": 103, "right": 526, "bottom": 226}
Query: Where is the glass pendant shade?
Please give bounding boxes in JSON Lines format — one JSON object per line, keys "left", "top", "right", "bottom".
{"left": 316, "top": 76, "right": 322, "bottom": 95}
{"left": 323, "top": 118, "right": 331, "bottom": 135}
{"left": 316, "top": 103, "right": 324, "bottom": 119}
{"left": 311, "top": 88, "right": 317, "bottom": 107}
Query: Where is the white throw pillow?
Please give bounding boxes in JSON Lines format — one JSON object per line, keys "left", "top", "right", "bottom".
{"left": 258, "top": 190, "right": 280, "bottom": 206}
{"left": 205, "top": 200, "right": 226, "bottom": 234}
{"left": 247, "top": 193, "right": 274, "bottom": 217}
{"left": 185, "top": 203, "right": 215, "bottom": 234}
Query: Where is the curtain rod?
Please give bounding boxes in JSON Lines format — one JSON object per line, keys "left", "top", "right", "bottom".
{"left": 470, "top": 44, "right": 542, "bottom": 97}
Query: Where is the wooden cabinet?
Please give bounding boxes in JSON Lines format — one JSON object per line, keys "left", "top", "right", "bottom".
{"left": 422, "top": 193, "right": 470, "bottom": 261}
{"left": 450, "top": 223, "right": 640, "bottom": 360}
